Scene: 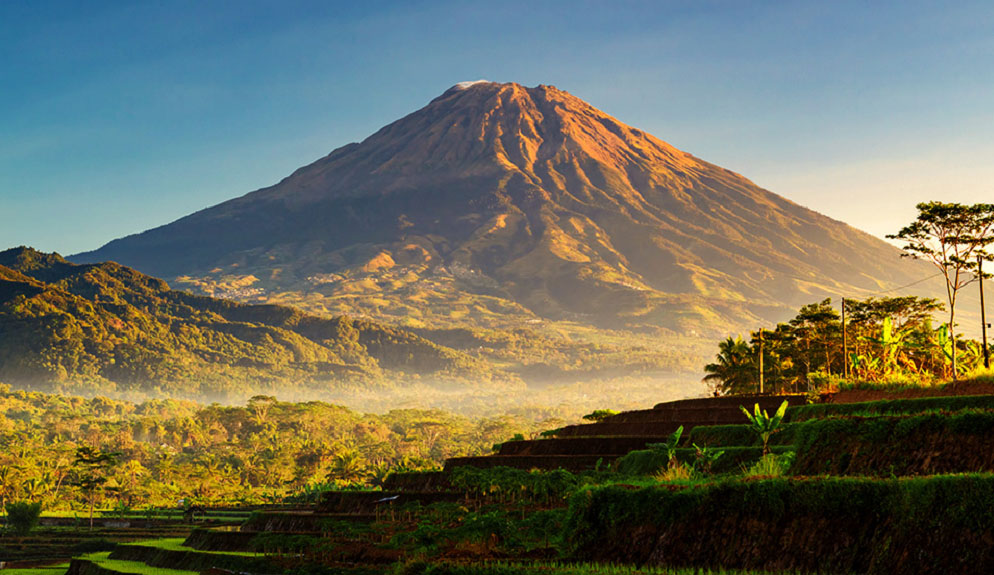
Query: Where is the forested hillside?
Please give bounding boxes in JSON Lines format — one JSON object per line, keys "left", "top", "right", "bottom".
{"left": 0, "top": 247, "right": 501, "bottom": 401}
{"left": 0, "top": 384, "right": 555, "bottom": 509}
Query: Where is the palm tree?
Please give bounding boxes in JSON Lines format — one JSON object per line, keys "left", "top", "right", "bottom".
{"left": 703, "top": 336, "right": 756, "bottom": 395}
{"left": 21, "top": 477, "right": 47, "bottom": 502}
{"left": 327, "top": 449, "right": 366, "bottom": 485}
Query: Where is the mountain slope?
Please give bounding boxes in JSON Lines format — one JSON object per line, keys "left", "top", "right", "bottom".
{"left": 74, "top": 82, "right": 928, "bottom": 335}
{"left": 0, "top": 247, "right": 498, "bottom": 400}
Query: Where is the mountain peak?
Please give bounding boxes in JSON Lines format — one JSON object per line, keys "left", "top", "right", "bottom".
{"left": 304, "top": 79, "right": 697, "bottom": 209}
{"left": 451, "top": 79, "right": 493, "bottom": 90}
{"left": 433, "top": 80, "right": 573, "bottom": 105}
{"left": 73, "top": 82, "right": 926, "bottom": 334}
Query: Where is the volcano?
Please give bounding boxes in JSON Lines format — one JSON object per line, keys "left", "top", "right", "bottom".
{"left": 74, "top": 81, "right": 926, "bottom": 335}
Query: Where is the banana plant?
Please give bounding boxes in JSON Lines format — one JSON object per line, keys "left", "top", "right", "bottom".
{"left": 740, "top": 400, "right": 789, "bottom": 456}
{"left": 958, "top": 340, "right": 985, "bottom": 375}
{"left": 861, "top": 317, "right": 912, "bottom": 374}
{"left": 692, "top": 443, "right": 724, "bottom": 475}
{"left": 933, "top": 324, "right": 955, "bottom": 377}
{"left": 648, "top": 425, "right": 684, "bottom": 469}
{"left": 849, "top": 353, "right": 881, "bottom": 381}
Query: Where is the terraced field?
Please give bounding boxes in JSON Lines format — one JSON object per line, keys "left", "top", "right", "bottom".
{"left": 446, "top": 394, "right": 798, "bottom": 471}
{"left": 0, "top": 525, "right": 194, "bottom": 565}
{"left": 19, "top": 390, "right": 994, "bottom": 575}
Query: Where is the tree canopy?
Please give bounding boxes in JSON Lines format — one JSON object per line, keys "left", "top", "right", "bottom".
{"left": 887, "top": 201, "right": 994, "bottom": 374}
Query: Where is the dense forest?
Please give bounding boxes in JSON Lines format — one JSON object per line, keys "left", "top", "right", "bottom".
{"left": 0, "top": 383, "right": 561, "bottom": 513}
{"left": 704, "top": 296, "right": 989, "bottom": 395}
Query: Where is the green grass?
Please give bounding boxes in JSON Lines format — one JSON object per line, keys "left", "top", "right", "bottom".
{"left": 125, "top": 537, "right": 262, "bottom": 557}
{"left": 562, "top": 473, "right": 994, "bottom": 574}
{"left": 615, "top": 446, "right": 794, "bottom": 476}
{"left": 39, "top": 510, "right": 247, "bottom": 520}
{"left": 686, "top": 423, "right": 797, "bottom": 448}
{"left": 77, "top": 552, "right": 199, "bottom": 575}
{"left": 788, "top": 410, "right": 994, "bottom": 475}
{"left": 788, "top": 394, "right": 994, "bottom": 421}
{"left": 0, "top": 564, "right": 70, "bottom": 575}
{"left": 834, "top": 370, "right": 994, "bottom": 393}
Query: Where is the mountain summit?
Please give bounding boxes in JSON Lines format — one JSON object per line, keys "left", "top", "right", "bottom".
{"left": 75, "top": 82, "right": 925, "bottom": 334}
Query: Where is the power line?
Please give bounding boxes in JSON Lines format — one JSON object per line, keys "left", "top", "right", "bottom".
{"left": 777, "top": 270, "right": 944, "bottom": 302}
{"left": 868, "top": 271, "right": 945, "bottom": 296}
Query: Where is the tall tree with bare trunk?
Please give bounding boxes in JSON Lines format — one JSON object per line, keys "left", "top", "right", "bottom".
{"left": 888, "top": 202, "right": 994, "bottom": 376}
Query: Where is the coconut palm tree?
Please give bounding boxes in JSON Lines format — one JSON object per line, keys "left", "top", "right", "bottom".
{"left": 703, "top": 336, "right": 756, "bottom": 395}
{"left": 327, "top": 449, "right": 366, "bottom": 485}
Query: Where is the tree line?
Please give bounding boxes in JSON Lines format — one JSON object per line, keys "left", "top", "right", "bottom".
{"left": 705, "top": 201, "right": 994, "bottom": 395}
{"left": 701, "top": 295, "right": 987, "bottom": 394}
{"left": 0, "top": 385, "right": 557, "bottom": 516}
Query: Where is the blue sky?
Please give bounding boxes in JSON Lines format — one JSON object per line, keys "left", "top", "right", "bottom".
{"left": 2, "top": 0, "right": 993, "bottom": 254}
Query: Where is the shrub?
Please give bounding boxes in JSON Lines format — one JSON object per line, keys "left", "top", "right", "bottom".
{"left": 743, "top": 452, "right": 795, "bottom": 478}
{"left": 807, "top": 370, "right": 844, "bottom": 393}
{"left": 837, "top": 372, "right": 936, "bottom": 391}
{"left": 789, "top": 411, "right": 994, "bottom": 476}
{"left": 563, "top": 474, "right": 994, "bottom": 574}
{"left": 72, "top": 538, "right": 117, "bottom": 553}
{"left": 692, "top": 444, "right": 724, "bottom": 475}
{"left": 5, "top": 501, "right": 42, "bottom": 535}
{"left": 654, "top": 463, "right": 693, "bottom": 481}
{"left": 582, "top": 409, "right": 619, "bottom": 422}
{"left": 688, "top": 424, "right": 765, "bottom": 447}
{"left": 449, "top": 466, "right": 580, "bottom": 506}
{"left": 643, "top": 427, "right": 694, "bottom": 481}
{"left": 615, "top": 446, "right": 793, "bottom": 476}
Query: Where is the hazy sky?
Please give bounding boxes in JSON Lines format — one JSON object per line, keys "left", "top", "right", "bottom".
{"left": 2, "top": 0, "right": 992, "bottom": 255}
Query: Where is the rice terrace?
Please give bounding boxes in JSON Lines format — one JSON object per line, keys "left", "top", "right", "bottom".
{"left": 3, "top": 2, "right": 994, "bottom": 575}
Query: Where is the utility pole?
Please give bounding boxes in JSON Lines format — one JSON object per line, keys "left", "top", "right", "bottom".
{"left": 842, "top": 297, "right": 849, "bottom": 380}
{"left": 981, "top": 256, "right": 990, "bottom": 370}
{"left": 758, "top": 329, "right": 765, "bottom": 395}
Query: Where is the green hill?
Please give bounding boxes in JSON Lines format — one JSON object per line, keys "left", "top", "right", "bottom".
{"left": 0, "top": 247, "right": 499, "bottom": 400}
